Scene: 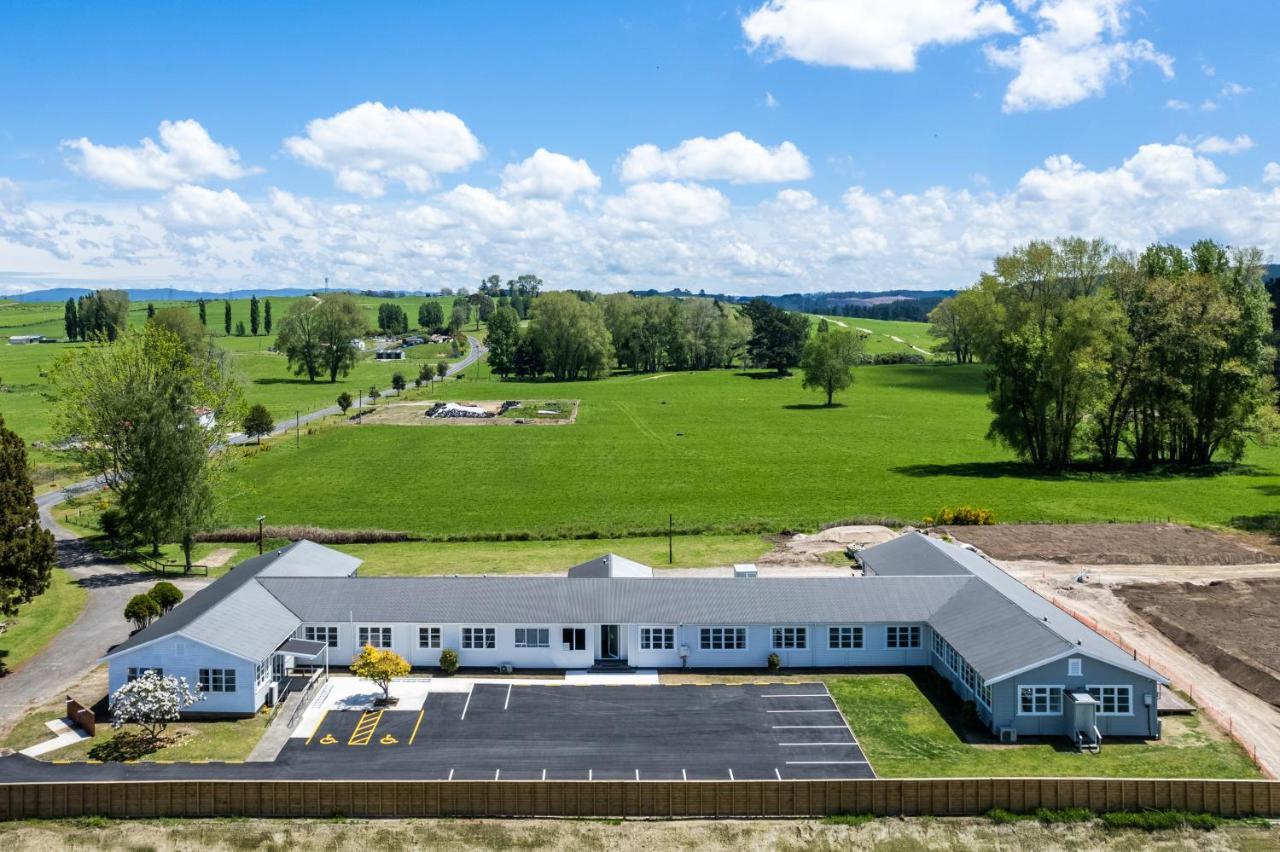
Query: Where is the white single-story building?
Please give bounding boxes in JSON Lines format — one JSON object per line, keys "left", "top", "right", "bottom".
{"left": 104, "top": 533, "right": 1165, "bottom": 746}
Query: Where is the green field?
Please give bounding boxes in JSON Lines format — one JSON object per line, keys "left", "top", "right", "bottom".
{"left": 811, "top": 315, "right": 939, "bottom": 356}
{"left": 218, "top": 365, "right": 1280, "bottom": 538}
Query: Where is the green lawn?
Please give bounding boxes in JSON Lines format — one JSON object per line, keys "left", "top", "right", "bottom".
{"left": 811, "top": 316, "right": 938, "bottom": 356}
{"left": 0, "top": 570, "right": 88, "bottom": 674}
{"left": 219, "top": 366, "right": 1280, "bottom": 539}
{"left": 826, "top": 672, "right": 1261, "bottom": 779}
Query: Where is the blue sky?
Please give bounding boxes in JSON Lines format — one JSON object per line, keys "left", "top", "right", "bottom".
{"left": 0, "top": 1, "right": 1277, "bottom": 294}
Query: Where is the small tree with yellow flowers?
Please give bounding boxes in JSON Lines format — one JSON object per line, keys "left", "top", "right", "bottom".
{"left": 350, "top": 645, "right": 410, "bottom": 704}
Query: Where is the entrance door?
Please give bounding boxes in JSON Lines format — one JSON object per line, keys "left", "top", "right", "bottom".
{"left": 598, "top": 625, "right": 620, "bottom": 660}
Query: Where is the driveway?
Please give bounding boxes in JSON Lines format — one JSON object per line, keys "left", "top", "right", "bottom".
{"left": 0, "top": 486, "right": 209, "bottom": 737}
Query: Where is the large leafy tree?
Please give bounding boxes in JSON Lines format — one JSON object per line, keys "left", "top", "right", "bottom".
{"left": 417, "top": 300, "right": 444, "bottom": 331}
{"left": 63, "top": 297, "right": 78, "bottom": 341}
{"left": 249, "top": 295, "right": 260, "bottom": 336}
{"left": 350, "top": 645, "right": 410, "bottom": 701}
{"left": 0, "top": 414, "right": 57, "bottom": 619}
{"left": 275, "top": 298, "right": 324, "bottom": 381}
{"left": 109, "top": 670, "right": 203, "bottom": 747}
{"left": 485, "top": 304, "right": 521, "bottom": 378}
{"left": 928, "top": 288, "right": 992, "bottom": 364}
{"left": 742, "top": 298, "right": 807, "bottom": 375}
{"left": 527, "top": 291, "right": 612, "bottom": 380}
{"left": 315, "top": 294, "right": 367, "bottom": 382}
{"left": 800, "top": 329, "right": 865, "bottom": 406}
{"left": 52, "top": 324, "right": 244, "bottom": 571}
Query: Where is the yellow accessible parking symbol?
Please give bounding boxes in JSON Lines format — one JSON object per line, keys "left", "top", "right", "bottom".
{"left": 380, "top": 734, "right": 399, "bottom": 745}
{"left": 319, "top": 734, "right": 337, "bottom": 745}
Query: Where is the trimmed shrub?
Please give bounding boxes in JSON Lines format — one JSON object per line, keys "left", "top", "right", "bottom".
{"left": 124, "top": 593, "right": 160, "bottom": 630}
{"left": 924, "top": 505, "right": 996, "bottom": 526}
{"left": 439, "top": 648, "right": 459, "bottom": 676}
{"left": 148, "top": 581, "right": 183, "bottom": 614}
{"left": 767, "top": 652, "right": 781, "bottom": 673}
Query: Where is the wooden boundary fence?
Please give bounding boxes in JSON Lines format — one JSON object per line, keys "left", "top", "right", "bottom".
{"left": 1, "top": 778, "right": 1277, "bottom": 820}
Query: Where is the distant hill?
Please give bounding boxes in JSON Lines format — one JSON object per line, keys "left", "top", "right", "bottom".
{"left": 7, "top": 286, "right": 417, "bottom": 303}
{"left": 625, "top": 287, "right": 956, "bottom": 322}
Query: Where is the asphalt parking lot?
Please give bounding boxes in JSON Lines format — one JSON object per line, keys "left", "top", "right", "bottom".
{"left": 278, "top": 682, "right": 873, "bottom": 781}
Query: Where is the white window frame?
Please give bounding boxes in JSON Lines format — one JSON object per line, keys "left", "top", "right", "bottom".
{"left": 886, "top": 625, "right": 921, "bottom": 649}
{"left": 978, "top": 679, "right": 993, "bottom": 708}
{"left": 1086, "top": 685, "right": 1133, "bottom": 716}
{"left": 514, "top": 627, "right": 550, "bottom": 648}
{"left": 699, "top": 627, "right": 747, "bottom": 651}
{"left": 828, "top": 626, "right": 863, "bottom": 650}
{"left": 418, "top": 626, "right": 441, "bottom": 649}
{"left": 639, "top": 626, "right": 675, "bottom": 651}
{"left": 462, "top": 626, "right": 496, "bottom": 649}
{"left": 199, "top": 668, "right": 237, "bottom": 693}
{"left": 255, "top": 658, "right": 270, "bottom": 685}
{"left": 127, "top": 667, "right": 163, "bottom": 682}
{"left": 1067, "top": 657, "right": 1082, "bottom": 677}
{"left": 1017, "top": 684, "right": 1063, "bottom": 715}
{"left": 771, "top": 626, "right": 807, "bottom": 650}
{"left": 304, "top": 625, "right": 339, "bottom": 648}
{"left": 357, "top": 626, "right": 392, "bottom": 648}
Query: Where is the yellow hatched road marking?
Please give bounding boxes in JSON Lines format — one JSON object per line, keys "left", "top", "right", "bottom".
{"left": 409, "top": 709, "right": 425, "bottom": 745}
{"left": 348, "top": 709, "right": 384, "bottom": 746}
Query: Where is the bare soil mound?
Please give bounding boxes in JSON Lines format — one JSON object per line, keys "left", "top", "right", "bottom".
{"left": 1117, "top": 578, "right": 1280, "bottom": 708}
{"left": 941, "top": 523, "right": 1274, "bottom": 565}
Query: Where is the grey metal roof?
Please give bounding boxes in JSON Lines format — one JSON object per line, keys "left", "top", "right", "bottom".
{"left": 278, "top": 638, "right": 329, "bottom": 657}
{"left": 260, "top": 575, "right": 970, "bottom": 625}
{"left": 858, "top": 532, "right": 971, "bottom": 576}
{"left": 927, "top": 578, "right": 1071, "bottom": 679}
{"left": 104, "top": 539, "right": 353, "bottom": 662}
{"left": 567, "top": 553, "right": 654, "bottom": 578}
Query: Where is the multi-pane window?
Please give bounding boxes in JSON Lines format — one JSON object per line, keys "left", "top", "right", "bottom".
{"left": 931, "top": 630, "right": 945, "bottom": 655}
{"left": 962, "top": 661, "right": 977, "bottom": 693}
{"left": 127, "top": 667, "right": 163, "bottom": 681}
{"left": 640, "top": 627, "right": 675, "bottom": 650}
{"left": 886, "top": 626, "right": 921, "bottom": 648}
{"left": 418, "top": 627, "right": 441, "bottom": 649}
{"left": 1087, "top": 685, "right": 1132, "bottom": 715}
{"left": 255, "top": 659, "right": 270, "bottom": 685}
{"left": 199, "top": 668, "right": 237, "bottom": 693}
{"left": 700, "top": 627, "right": 747, "bottom": 650}
{"left": 978, "top": 679, "right": 993, "bottom": 708}
{"left": 1068, "top": 658, "right": 1082, "bottom": 677}
{"left": 562, "top": 628, "right": 587, "bottom": 651}
{"left": 771, "top": 626, "right": 807, "bottom": 650}
{"left": 304, "top": 626, "right": 338, "bottom": 647}
{"left": 1018, "top": 685, "right": 1063, "bottom": 715}
{"left": 514, "top": 627, "right": 549, "bottom": 648}
{"left": 828, "top": 626, "right": 864, "bottom": 649}
{"left": 462, "top": 627, "right": 496, "bottom": 649}
{"left": 358, "top": 626, "right": 392, "bottom": 648}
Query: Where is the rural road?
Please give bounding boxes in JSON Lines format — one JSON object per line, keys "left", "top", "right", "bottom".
{"left": 0, "top": 335, "right": 488, "bottom": 735}
{"left": 0, "top": 491, "right": 208, "bottom": 737}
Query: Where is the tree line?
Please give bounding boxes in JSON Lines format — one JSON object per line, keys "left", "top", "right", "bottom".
{"left": 928, "top": 237, "right": 1277, "bottom": 470}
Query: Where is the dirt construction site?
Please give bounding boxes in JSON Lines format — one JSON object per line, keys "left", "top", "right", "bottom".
{"left": 749, "top": 522, "right": 1280, "bottom": 778}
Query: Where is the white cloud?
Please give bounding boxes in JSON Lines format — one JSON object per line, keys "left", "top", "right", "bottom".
{"left": 619, "top": 132, "right": 811, "bottom": 184}
{"left": 1193, "top": 135, "right": 1255, "bottom": 156}
{"left": 1219, "top": 82, "right": 1251, "bottom": 98}
{"left": 764, "top": 91, "right": 780, "bottom": 108}
{"left": 499, "top": 148, "right": 600, "bottom": 199}
{"left": 268, "top": 187, "right": 316, "bottom": 227}
{"left": 1165, "top": 98, "right": 1191, "bottom": 111}
{"left": 284, "top": 101, "right": 483, "bottom": 197}
{"left": 742, "top": 0, "right": 1016, "bottom": 72}
{"left": 774, "top": 189, "right": 818, "bottom": 210}
{"left": 1200, "top": 99, "right": 1219, "bottom": 112}
{"left": 603, "top": 182, "right": 729, "bottom": 227}
{"left": 62, "top": 119, "right": 258, "bottom": 190}
{"left": 985, "top": 0, "right": 1173, "bottom": 112}
{"left": 143, "top": 184, "right": 255, "bottom": 234}
{"left": 1264, "top": 162, "right": 1280, "bottom": 185}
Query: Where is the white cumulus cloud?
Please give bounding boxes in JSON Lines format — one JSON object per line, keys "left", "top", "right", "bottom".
{"left": 1264, "top": 162, "right": 1280, "bottom": 185}
{"left": 742, "top": 0, "right": 1016, "bottom": 72}
{"left": 499, "top": 149, "right": 600, "bottom": 199}
{"left": 603, "top": 182, "right": 729, "bottom": 227}
{"left": 143, "top": 184, "right": 255, "bottom": 234}
{"left": 1193, "top": 135, "right": 1255, "bottom": 156}
{"left": 619, "top": 132, "right": 811, "bottom": 184}
{"left": 62, "top": 119, "right": 259, "bottom": 190}
{"left": 985, "top": 0, "right": 1173, "bottom": 113}
{"left": 284, "top": 102, "right": 484, "bottom": 197}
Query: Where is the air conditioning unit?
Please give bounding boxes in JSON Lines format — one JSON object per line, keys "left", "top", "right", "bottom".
{"left": 999, "top": 727, "right": 1018, "bottom": 744}
{"left": 497, "top": 662, "right": 514, "bottom": 674}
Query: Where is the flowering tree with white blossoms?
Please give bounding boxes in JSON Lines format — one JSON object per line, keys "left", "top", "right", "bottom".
{"left": 109, "top": 670, "right": 203, "bottom": 746}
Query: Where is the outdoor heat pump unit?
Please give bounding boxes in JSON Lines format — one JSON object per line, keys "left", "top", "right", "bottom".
{"left": 678, "top": 645, "right": 690, "bottom": 669}
{"left": 999, "top": 727, "right": 1018, "bottom": 744}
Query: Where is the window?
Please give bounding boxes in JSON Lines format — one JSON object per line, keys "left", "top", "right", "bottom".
{"left": 514, "top": 627, "right": 549, "bottom": 648}
{"left": 358, "top": 626, "right": 392, "bottom": 648}
{"left": 887, "top": 626, "right": 921, "bottom": 649}
{"left": 771, "top": 626, "right": 807, "bottom": 650}
{"left": 640, "top": 627, "right": 675, "bottom": 650}
{"left": 255, "top": 659, "right": 270, "bottom": 685}
{"left": 1087, "top": 685, "right": 1132, "bottom": 715}
{"left": 462, "top": 627, "right": 496, "bottom": 649}
{"left": 1068, "top": 658, "right": 1082, "bottom": 677}
{"left": 1018, "top": 685, "right": 1063, "bottom": 715}
{"left": 828, "top": 626, "right": 864, "bottom": 649}
{"left": 931, "top": 630, "right": 945, "bottom": 655}
{"left": 562, "top": 628, "right": 587, "bottom": 651}
{"left": 304, "top": 626, "right": 338, "bottom": 648}
{"left": 199, "top": 668, "right": 237, "bottom": 693}
{"left": 978, "top": 679, "right": 993, "bottom": 708}
{"left": 418, "top": 627, "right": 441, "bottom": 649}
{"left": 127, "top": 667, "right": 163, "bottom": 682}
{"left": 699, "top": 627, "right": 747, "bottom": 651}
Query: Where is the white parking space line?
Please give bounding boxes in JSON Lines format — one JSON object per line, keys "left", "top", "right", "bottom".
{"left": 774, "top": 768, "right": 783, "bottom": 780}
{"left": 495, "top": 769, "right": 500, "bottom": 780}
{"left": 728, "top": 769, "right": 735, "bottom": 781}
{"left": 448, "top": 768, "right": 455, "bottom": 781}
{"left": 541, "top": 769, "right": 547, "bottom": 781}
{"left": 762, "top": 693, "right": 829, "bottom": 698}
{"left": 682, "top": 768, "right": 687, "bottom": 781}
{"left": 588, "top": 769, "right": 593, "bottom": 781}
{"left": 503, "top": 684, "right": 512, "bottom": 710}
{"left": 635, "top": 769, "right": 640, "bottom": 781}
{"left": 785, "top": 760, "right": 870, "bottom": 765}
{"left": 459, "top": 685, "right": 474, "bottom": 721}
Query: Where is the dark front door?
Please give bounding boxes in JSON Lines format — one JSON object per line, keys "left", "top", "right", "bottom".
{"left": 598, "top": 625, "right": 620, "bottom": 660}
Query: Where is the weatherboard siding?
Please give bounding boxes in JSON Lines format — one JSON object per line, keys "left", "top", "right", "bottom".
{"left": 988, "top": 655, "right": 1160, "bottom": 738}
{"left": 107, "top": 637, "right": 262, "bottom": 716}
